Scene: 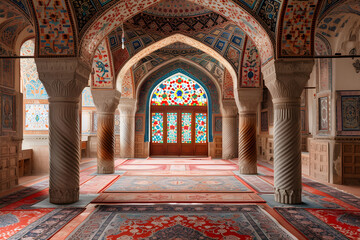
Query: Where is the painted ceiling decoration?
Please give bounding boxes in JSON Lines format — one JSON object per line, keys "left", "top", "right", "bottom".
{"left": 316, "top": 0, "right": 360, "bottom": 55}
{"left": 79, "top": 0, "right": 275, "bottom": 64}
{"left": 240, "top": 37, "right": 261, "bottom": 88}
{"left": 0, "top": 1, "right": 32, "bottom": 52}
{"left": 278, "top": 0, "right": 321, "bottom": 57}
{"left": 92, "top": 39, "right": 114, "bottom": 88}
{"left": 131, "top": 43, "right": 225, "bottom": 87}
{"left": 110, "top": 23, "right": 251, "bottom": 78}
{"left": 32, "top": 0, "right": 76, "bottom": 56}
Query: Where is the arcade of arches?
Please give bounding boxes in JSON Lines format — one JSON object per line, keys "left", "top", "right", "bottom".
{"left": 0, "top": 0, "right": 360, "bottom": 238}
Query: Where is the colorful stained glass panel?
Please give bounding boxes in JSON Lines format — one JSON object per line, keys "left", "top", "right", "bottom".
{"left": 152, "top": 113, "right": 163, "bottom": 143}
{"left": 182, "top": 113, "right": 192, "bottom": 143}
{"left": 195, "top": 113, "right": 207, "bottom": 143}
{"left": 167, "top": 113, "right": 177, "bottom": 143}
{"left": 151, "top": 74, "right": 207, "bottom": 106}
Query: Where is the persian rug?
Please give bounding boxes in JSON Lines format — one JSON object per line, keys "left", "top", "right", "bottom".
{"left": 0, "top": 180, "right": 48, "bottom": 209}
{"left": 7, "top": 208, "right": 84, "bottom": 240}
{"left": 234, "top": 173, "right": 274, "bottom": 193}
{"left": 275, "top": 208, "right": 351, "bottom": 239}
{"left": 307, "top": 209, "right": 360, "bottom": 239}
{"left": 303, "top": 179, "right": 360, "bottom": 209}
{"left": 67, "top": 205, "right": 294, "bottom": 239}
{"left": 124, "top": 159, "right": 231, "bottom": 165}
{"left": 104, "top": 176, "right": 251, "bottom": 192}
{"left": 116, "top": 164, "right": 170, "bottom": 171}
{"left": 187, "top": 164, "right": 239, "bottom": 171}
{"left": 123, "top": 170, "right": 234, "bottom": 176}
{"left": 0, "top": 209, "right": 52, "bottom": 239}
{"left": 2, "top": 189, "right": 48, "bottom": 210}
{"left": 80, "top": 175, "right": 119, "bottom": 194}
{"left": 93, "top": 192, "right": 265, "bottom": 203}
{"left": 148, "top": 156, "right": 212, "bottom": 160}
{"left": 260, "top": 192, "right": 345, "bottom": 209}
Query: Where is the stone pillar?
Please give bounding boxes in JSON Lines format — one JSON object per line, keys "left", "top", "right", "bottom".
{"left": 92, "top": 89, "right": 121, "bottom": 174}
{"left": 36, "top": 58, "right": 90, "bottom": 204}
{"left": 118, "top": 98, "right": 137, "bottom": 158}
{"left": 237, "top": 88, "right": 262, "bottom": 174}
{"left": 222, "top": 101, "right": 238, "bottom": 159}
{"left": 263, "top": 59, "right": 314, "bottom": 204}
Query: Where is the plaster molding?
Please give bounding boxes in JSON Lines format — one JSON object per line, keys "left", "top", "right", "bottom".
{"left": 118, "top": 98, "right": 137, "bottom": 116}
{"left": 35, "top": 58, "right": 91, "bottom": 99}
{"left": 221, "top": 100, "right": 238, "bottom": 117}
{"left": 92, "top": 89, "right": 121, "bottom": 113}
{"left": 237, "top": 88, "right": 262, "bottom": 113}
{"left": 262, "top": 59, "right": 314, "bottom": 100}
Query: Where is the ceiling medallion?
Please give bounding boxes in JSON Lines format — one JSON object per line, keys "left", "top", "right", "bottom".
{"left": 353, "top": 59, "right": 360, "bottom": 73}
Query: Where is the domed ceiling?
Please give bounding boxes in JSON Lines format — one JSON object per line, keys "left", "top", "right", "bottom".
{"left": 143, "top": 0, "right": 212, "bottom": 17}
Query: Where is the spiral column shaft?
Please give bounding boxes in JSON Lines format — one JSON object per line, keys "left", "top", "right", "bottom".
{"left": 97, "top": 113, "right": 115, "bottom": 173}
{"left": 48, "top": 99, "right": 80, "bottom": 204}
{"left": 119, "top": 99, "right": 136, "bottom": 158}
{"left": 273, "top": 100, "right": 302, "bottom": 204}
{"left": 222, "top": 116, "right": 238, "bottom": 159}
{"left": 262, "top": 59, "right": 314, "bottom": 204}
{"left": 238, "top": 113, "right": 257, "bottom": 174}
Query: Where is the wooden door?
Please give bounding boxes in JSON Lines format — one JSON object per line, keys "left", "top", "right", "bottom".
{"left": 150, "top": 106, "right": 208, "bottom": 156}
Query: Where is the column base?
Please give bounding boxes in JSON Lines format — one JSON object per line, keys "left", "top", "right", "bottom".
{"left": 97, "top": 165, "right": 114, "bottom": 174}
{"left": 274, "top": 188, "right": 302, "bottom": 204}
{"left": 238, "top": 161, "right": 257, "bottom": 174}
{"left": 49, "top": 188, "right": 79, "bottom": 204}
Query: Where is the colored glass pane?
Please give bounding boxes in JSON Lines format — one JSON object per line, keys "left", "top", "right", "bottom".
{"left": 152, "top": 113, "right": 163, "bottom": 143}
{"left": 167, "top": 113, "right": 177, "bottom": 143}
{"left": 195, "top": 113, "right": 207, "bottom": 143}
{"left": 20, "top": 39, "right": 48, "bottom": 99}
{"left": 182, "top": 113, "right": 192, "bottom": 143}
{"left": 151, "top": 74, "right": 207, "bottom": 106}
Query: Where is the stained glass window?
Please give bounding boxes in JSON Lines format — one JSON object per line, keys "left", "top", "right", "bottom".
{"left": 182, "top": 113, "right": 192, "bottom": 143}
{"left": 21, "top": 39, "right": 48, "bottom": 99}
{"left": 195, "top": 113, "right": 207, "bottom": 143}
{"left": 167, "top": 113, "right": 177, "bottom": 143}
{"left": 152, "top": 113, "right": 163, "bottom": 143}
{"left": 151, "top": 74, "right": 207, "bottom": 106}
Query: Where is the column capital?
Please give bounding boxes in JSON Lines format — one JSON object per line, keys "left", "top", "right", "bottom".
{"left": 92, "top": 89, "right": 121, "bottom": 114}
{"left": 36, "top": 58, "right": 91, "bottom": 100}
{"left": 237, "top": 88, "right": 262, "bottom": 113}
{"left": 118, "top": 98, "right": 137, "bottom": 116}
{"left": 222, "top": 100, "right": 238, "bottom": 117}
{"left": 262, "top": 59, "right": 314, "bottom": 100}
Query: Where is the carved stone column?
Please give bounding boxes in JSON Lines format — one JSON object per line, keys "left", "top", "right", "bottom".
{"left": 222, "top": 101, "right": 238, "bottom": 159}
{"left": 118, "top": 98, "right": 137, "bottom": 158}
{"left": 263, "top": 59, "right": 314, "bottom": 204}
{"left": 237, "top": 88, "right": 262, "bottom": 174}
{"left": 36, "top": 58, "right": 90, "bottom": 204}
{"left": 92, "top": 89, "right": 121, "bottom": 174}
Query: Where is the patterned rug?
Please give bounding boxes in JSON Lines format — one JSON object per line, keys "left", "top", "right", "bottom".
{"left": 116, "top": 164, "right": 170, "bottom": 171}
{"left": 80, "top": 175, "right": 119, "bottom": 194}
{"left": 275, "top": 208, "right": 354, "bottom": 239}
{"left": 104, "top": 176, "right": 251, "bottom": 192}
{"left": 67, "top": 205, "right": 294, "bottom": 239}
{"left": 187, "top": 164, "right": 239, "bottom": 171}
{"left": 303, "top": 179, "right": 360, "bottom": 209}
{"left": 93, "top": 192, "right": 265, "bottom": 203}
{"left": 0, "top": 180, "right": 49, "bottom": 209}
{"left": 2, "top": 208, "right": 83, "bottom": 239}
{"left": 260, "top": 192, "right": 346, "bottom": 209}
{"left": 123, "top": 170, "right": 234, "bottom": 176}
{"left": 234, "top": 173, "right": 274, "bottom": 193}
{"left": 124, "top": 159, "right": 231, "bottom": 165}
{"left": 307, "top": 209, "right": 360, "bottom": 239}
